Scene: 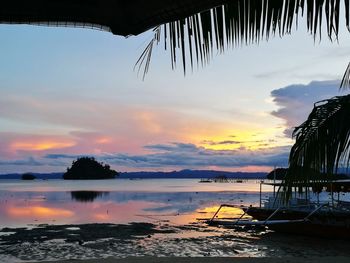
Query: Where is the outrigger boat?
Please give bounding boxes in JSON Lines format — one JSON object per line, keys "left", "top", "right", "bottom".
{"left": 206, "top": 180, "right": 350, "bottom": 238}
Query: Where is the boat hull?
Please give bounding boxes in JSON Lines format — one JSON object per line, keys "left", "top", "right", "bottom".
{"left": 245, "top": 207, "right": 350, "bottom": 238}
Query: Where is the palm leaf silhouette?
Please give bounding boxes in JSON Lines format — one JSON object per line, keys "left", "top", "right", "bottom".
{"left": 136, "top": 0, "right": 350, "bottom": 78}
{"left": 134, "top": 1, "right": 350, "bottom": 194}
{"left": 283, "top": 94, "right": 350, "bottom": 200}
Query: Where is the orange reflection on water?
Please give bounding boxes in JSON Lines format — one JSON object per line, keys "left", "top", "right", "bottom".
{"left": 1, "top": 199, "right": 166, "bottom": 226}
{"left": 7, "top": 206, "right": 74, "bottom": 218}
{"left": 0, "top": 186, "right": 260, "bottom": 228}
{"left": 85, "top": 201, "right": 159, "bottom": 223}
{"left": 93, "top": 213, "right": 110, "bottom": 220}
{"left": 198, "top": 205, "right": 244, "bottom": 219}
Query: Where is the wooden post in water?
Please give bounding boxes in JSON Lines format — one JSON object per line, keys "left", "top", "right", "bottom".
{"left": 273, "top": 166, "right": 276, "bottom": 198}
{"left": 331, "top": 182, "right": 334, "bottom": 207}
{"left": 259, "top": 181, "right": 262, "bottom": 208}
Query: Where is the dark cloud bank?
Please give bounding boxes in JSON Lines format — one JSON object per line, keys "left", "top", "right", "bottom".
{"left": 271, "top": 80, "right": 343, "bottom": 137}
{"left": 0, "top": 142, "right": 289, "bottom": 173}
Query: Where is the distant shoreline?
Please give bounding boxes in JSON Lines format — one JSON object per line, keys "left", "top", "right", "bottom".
{"left": 0, "top": 170, "right": 267, "bottom": 180}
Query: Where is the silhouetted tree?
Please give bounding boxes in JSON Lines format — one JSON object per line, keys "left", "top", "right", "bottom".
{"left": 63, "top": 157, "right": 118, "bottom": 180}
{"left": 21, "top": 173, "right": 36, "bottom": 180}
{"left": 267, "top": 168, "right": 288, "bottom": 180}
{"left": 268, "top": 167, "right": 349, "bottom": 182}
{"left": 280, "top": 95, "right": 350, "bottom": 201}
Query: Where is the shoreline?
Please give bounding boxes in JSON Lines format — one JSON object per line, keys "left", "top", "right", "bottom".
{"left": 2, "top": 222, "right": 350, "bottom": 261}
{"left": 33, "top": 257, "right": 350, "bottom": 263}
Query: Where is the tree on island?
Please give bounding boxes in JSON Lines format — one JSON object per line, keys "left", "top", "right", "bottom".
{"left": 21, "top": 173, "right": 36, "bottom": 180}
{"left": 63, "top": 157, "right": 118, "bottom": 180}
{"left": 268, "top": 167, "right": 349, "bottom": 181}
{"left": 267, "top": 168, "right": 288, "bottom": 180}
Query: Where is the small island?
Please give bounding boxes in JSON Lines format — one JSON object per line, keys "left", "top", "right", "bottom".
{"left": 63, "top": 157, "right": 118, "bottom": 180}
{"left": 21, "top": 173, "right": 36, "bottom": 180}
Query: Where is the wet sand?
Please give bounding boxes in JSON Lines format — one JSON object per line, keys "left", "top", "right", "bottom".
{"left": 34, "top": 257, "right": 350, "bottom": 263}
{"left": 2, "top": 180, "right": 348, "bottom": 262}
{"left": 2, "top": 223, "right": 350, "bottom": 262}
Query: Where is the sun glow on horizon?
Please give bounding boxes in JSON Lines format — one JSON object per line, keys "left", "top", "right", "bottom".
{"left": 196, "top": 126, "right": 292, "bottom": 151}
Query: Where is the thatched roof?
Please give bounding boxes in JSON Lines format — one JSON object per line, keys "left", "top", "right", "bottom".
{"left": 0, "top": 0, "right": 228, "bottom": 36}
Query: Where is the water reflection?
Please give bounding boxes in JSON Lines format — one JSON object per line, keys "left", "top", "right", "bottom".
{"left": 2, "top": 180, "right": 350, "bottom": 261}
{"left": 70, "top": 191, "right": 109, "bottom": 202}
{"left": 0, "top": 190, "right": 255, "bottom": 227}
{"left": 0, "top": 179, "right": 271, "bottom": 228}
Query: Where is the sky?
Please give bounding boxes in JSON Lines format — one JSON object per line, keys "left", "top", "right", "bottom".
{"left": 1, "top": 14, "right": 350, "bottom": 173}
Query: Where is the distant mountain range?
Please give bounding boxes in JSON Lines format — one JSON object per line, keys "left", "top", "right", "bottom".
{"left": 0, "top": 172, "right": 64, "bottom": 180}
{"left": 119, "top": 170, "right": 267, "bottom": 179}
{"left": 0, "top": 169, "right": 267, "bottom": 180}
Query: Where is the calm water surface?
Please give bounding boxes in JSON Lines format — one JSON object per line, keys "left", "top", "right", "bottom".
{"left": 0, "top": 179, "right": 270, "bottom": 228}
{"left": 2, "top": 179, "right": 350, "bottom": 261}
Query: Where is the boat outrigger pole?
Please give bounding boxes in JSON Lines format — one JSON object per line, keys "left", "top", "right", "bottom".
{"left": 208, "top": 203, "right": 327, "bottom": 227}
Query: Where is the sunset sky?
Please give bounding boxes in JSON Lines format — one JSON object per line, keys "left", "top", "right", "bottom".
{"left": 1, "top": 17, "right": 350, "bottom": 173}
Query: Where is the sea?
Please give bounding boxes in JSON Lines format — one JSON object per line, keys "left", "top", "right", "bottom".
{"left": 0, "top": 179, "right": 267, "bottom": 227}
{"left": 0, "top": 179, "right": 350, "bottom": 261}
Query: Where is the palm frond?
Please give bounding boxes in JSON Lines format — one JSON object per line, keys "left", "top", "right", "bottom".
{"left": 340, "top": 62, "right": 350, "bottom": 90}
{"left": 134, "top": 27, "right": 161, "bottom": 79}
{"left": 136, "top": 0, "right": 350, "bottom": 78}
{"left": 283, "top": 94, "right": 350, "bottom": 200}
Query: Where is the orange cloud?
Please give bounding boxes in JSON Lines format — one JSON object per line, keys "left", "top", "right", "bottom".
{"left": 134, "top": 111, "right": 162, "bottom": 134}
{"left": 11, "top": 141, "right": 75, "bottom": 151}
{"left": 196, "top": 127, "right": 291, "bottom": 151}
{"left": 95, "top": 137, "right": 112, "bottom": 144}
